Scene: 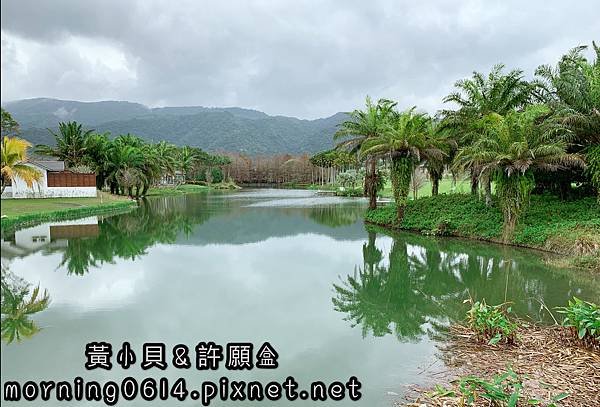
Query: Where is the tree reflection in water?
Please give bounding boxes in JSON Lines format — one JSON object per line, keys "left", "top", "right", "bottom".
{"left": 333, "top": 229, "right": 598, "bottom": 342}
{"left": 1, "top": 264, "right": 50, "bottom": 344}
{"left": 307, "top": 204, "right": 364, "bottom": 228}
{"left": 333, "top": 232, "right": 439, "bottom": 341}
{"left": 51, "top": 195, "right": 216, "bottom": 275}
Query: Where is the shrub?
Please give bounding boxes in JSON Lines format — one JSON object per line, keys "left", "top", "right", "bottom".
{"left": 458, "top": 368, "right": 522, "bottom": 406}
{"left": 211, "top": 167, "right": 224, "bottom": 183}
{"left": 466, "top": 299, "right": 518, "bottom": 345}
{"left": 335, "top": 187, "right": 363, "bottom": 197}
{"left": 556, "top": 297, "right": 600, "bottom": 347}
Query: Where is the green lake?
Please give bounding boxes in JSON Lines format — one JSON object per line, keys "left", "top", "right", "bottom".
{"left": 2, "top": 189, "right": 599, "bottom": 406}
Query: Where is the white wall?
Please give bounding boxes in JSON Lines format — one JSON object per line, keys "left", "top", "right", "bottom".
{"left": 13, "top": 216, "right": 99, "bottom": 251}
{"left": 41, "top": 187, "right": 98, "bottom": 198}
{"left": 14, "top": 223, "right": 51, "bottom": 250}
{"left": 1, "top": 163, "right": 97, "bottom": 199}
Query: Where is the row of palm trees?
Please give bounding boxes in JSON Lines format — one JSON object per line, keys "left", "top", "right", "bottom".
{"left": 1, "top": 112, "right": 232, "bottom": 198}
{"left": 31, "top": 122, "right": 231, "bottom": 198}
{"left": 333, "top": 43, "right": 599, "bottom": 239}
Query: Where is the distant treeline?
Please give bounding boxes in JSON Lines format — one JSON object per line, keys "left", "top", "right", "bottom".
{"left": 222, "top": 153, "right": 326, "bottom": 185}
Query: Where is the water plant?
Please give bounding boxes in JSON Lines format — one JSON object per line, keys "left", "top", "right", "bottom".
{"left": 556, "top": 297, "right": 600, "bottom": 347}
{"left": 429, "top": 369, "right": 572, "bottom": 406}
{"left": 466, "top": 299, "right": 518, "bottom": 345}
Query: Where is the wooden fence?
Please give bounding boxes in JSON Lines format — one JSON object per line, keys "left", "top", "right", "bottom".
{"left": 47, "top": 171, "right": 96, "bottom": 187}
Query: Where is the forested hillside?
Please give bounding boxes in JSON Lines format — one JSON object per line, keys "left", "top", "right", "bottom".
{"left": 2, "top": 98, "right": 345, "bottom": 154}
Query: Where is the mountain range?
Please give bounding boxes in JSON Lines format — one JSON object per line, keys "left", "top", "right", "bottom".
{"left": 2, "top": 98, "right": 347, "bottom": 155}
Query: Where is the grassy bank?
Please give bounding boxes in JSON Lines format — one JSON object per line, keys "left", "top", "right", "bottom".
{"left": 365, "top": 194, "right": 600, "bottom": 270}
{"left": 1, "top": 192, "right": 137, "bottom": 233}
{"left": 308, "top": 178, "right": 472, "bottom": 197}
{"left": 146, "top": 184, "right": 210, "bottom": 196}
{"left": 146, "top": 182, "right": 240, "bottom": 196}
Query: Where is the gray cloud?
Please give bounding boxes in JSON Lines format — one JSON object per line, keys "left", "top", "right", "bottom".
{"left": 1, "top": 0, "right": 599, "bottom": 118}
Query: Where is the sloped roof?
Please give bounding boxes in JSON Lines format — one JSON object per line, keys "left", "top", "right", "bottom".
{"left": 26, "top": 160, "right": 65, "bottom": 171}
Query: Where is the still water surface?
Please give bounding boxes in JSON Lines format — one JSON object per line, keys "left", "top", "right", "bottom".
{"left": 2, "top": 189, "right": 599, "bottom": 406}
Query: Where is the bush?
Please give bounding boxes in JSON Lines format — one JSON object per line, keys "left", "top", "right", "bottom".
{"left": 335, "top": 187, "right": 363, "bottom": 197}
{"left": 211, "top": 168, "right": 224, "bottom": 183}
{"left": 195, "top": 168, "right": 223, "bottom": 183}
{"left": 466, "top": 299, "right": 518, "bottom": 345}
{"left": 556, "top": 297, "right": 600, "bottom": 347}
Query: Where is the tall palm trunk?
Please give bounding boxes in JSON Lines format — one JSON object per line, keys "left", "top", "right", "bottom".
{"left": 390, "top": 157, "right": 413, "bottom": 223}
{"left": 365, "top": 159, "right": 378, "bottom": 210}
{"left": 484, "top": 177, "right": 492, "bottom": 207}
{"left": 470, "top": 168, "right": 479, "bottom": 195}
{"left": 431, "top": 175, "right": 440, "bottom": 196}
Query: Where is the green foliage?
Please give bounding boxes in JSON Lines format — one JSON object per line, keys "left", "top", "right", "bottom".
{"left": 334, "top": 97, "right": 398, "bottom": 208}
{"left": 1, "top": 108, "right": 20, "bottom": 138}
{"left": 336, "top": 169, "right": 360, "bottom": 188}
{"left": 334, "top": 187, "right": 363, "bottom": 197}
{"left": 1, "top": 268, "right": 51, "bottom": 344}
{"left": 365, "top": 194, "right": 503, "bottom": 239}
{"left": 556, "top": 297, "right": 600, "bottom": 344}
{"left": 32, "top": 120, "right": 230, "bottom": 198}
{"left": 358, "top": 107, "right": 445, "bottom": 219}
{"left": 585, "top": 144, "right": 600, "bottom": 199}
{"left": 430, "top": 371, "right": 570, "bottom": 407}
{"left": 390, "top": 157, "right": 413, "bottom": 213}
{"left": 495, "top": 169, "right": 536, "bottom": 240}
{"left": 365, "top": 194, "right": 599, "bottom": 261}
{"left": 535, "top": 42, "right": 600, "bottom": 146}
{"left": 457, "top": 368, "right": 523, "bottom": 406}
{"left": 466, "top": 299, "right": 518, "bottom": 345}
{"left": 210, "top": 167, "right": 224, "bottom": 183}
{"left": 36, "top": 121, "right": 94, "bottom": 167}
{"left": 454, "top": 105, "right": 582, "bottom": 240}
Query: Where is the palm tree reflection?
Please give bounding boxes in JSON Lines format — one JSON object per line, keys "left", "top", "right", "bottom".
{"left": 333, "top": 230, "right": 591, "bottom": 342}
{"left": 53, "top": 195, "right": 213, "bottom": 275}
{"left": 333, "top": 233, "right": 436, "bottom": 341}
{"left": 1, "top": 265, "right": 50, "bottom": 344}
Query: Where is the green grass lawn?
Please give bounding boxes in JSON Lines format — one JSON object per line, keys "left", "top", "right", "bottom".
{"left": 1, "top": 191, "right": 131, "bottom": 217}
{"left": 380, "top": 178, "right": 473, "bottom": 198}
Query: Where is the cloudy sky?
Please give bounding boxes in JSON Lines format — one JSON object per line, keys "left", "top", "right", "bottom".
{"left": 1, "top": 0, "right": 598, "bottom": 118}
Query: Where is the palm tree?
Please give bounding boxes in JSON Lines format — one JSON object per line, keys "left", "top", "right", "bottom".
{"left": 36, "top": 121, "right": 94, "bottom": 167}
{"left": 422, "top": 119, "right": 454, "bottom": 196}
{"left": 442, "top": 64, "right": 534, "bottom": 196}
{"left": 154, "top": 141, "right": 178, "bottom": 182}
{"left": 1, "top": 108, "right": 20, "bottom": 138}
{"left": 535, "top": 43, "right": 600, "bottom": 145}
{"left": 335, "top": 97, "right": 397, "bottom": 209}
{"left": 105, "top": 143, "right": 145, "bottom": 196}
{"left": 177, "top": 146, "right": 198, "bottom": 182}
{"left": 360, "top": 108, "right": 443, "bottom": 222}
{"left": 83, "top": 132, "right": 111, "bottom": 189}
{"left": 1, "top": 136, "right": 42, "bottom": 194}
{"left": 454, "top": 105, "right": 584, "bottom": 240}
{"left": 534, "top": 42, "right": 600, "bottom": 197}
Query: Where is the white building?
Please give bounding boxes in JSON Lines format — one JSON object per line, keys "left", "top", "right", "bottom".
{"left": 1, "top": 160, "right": 97, "bottom": 199}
